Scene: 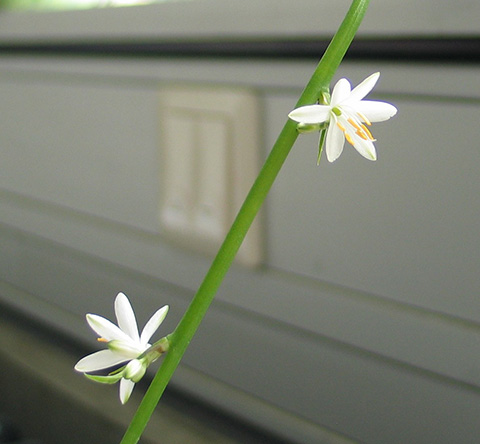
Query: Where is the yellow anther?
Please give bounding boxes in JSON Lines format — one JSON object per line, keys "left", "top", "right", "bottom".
{"left": 337, "top": 121, "right": 355, "bottom": 146}
{"left": 97, "top": 337, "right": 109, "bottom": 343}
{"left": 346, "top": 117, "right": 375, "bottom": 142}
{"left": 347, "top": 117, "right": 363, "bottom": 132}
{"left": 357, "top": 111, "right": 371, "bottom": 126}
{"left": 360, "top": 123, "right": 374, "bottom": 140}
{"left": 356, "top": 130, "right": 368, "bottom": 140}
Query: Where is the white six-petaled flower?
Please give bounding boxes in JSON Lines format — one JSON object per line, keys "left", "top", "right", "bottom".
{"left": 288, "top": 72, "right": 397, "bottom": 162}
{"left": 74, "top": 292, "right": 169, "bottom": 404}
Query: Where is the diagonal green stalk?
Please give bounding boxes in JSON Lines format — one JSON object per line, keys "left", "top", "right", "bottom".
{"left": 121, "top": 1, "right": 370, "bottom": 442}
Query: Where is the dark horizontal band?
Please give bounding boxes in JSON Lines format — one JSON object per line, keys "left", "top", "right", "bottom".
{"left": 0, "top": 37, "right": 479, "bottom": 62}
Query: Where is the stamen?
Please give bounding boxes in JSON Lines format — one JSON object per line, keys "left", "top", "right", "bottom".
{"left": 360, "top": 123, "right": 374, "bottom": 140}
{"left": 347, "top": 117, "right": 375, "bottom": 142}
{"left": 97, "top": 337, "right": 109, "bottom": 343}
{"left": 356, "top": 130, "right": 368, "bottom": 140}
{"left": 337, "top": 121, "right": 355, "bottom": 145}
{"left": 357, "top": 111, "right": 371, "bottom": 126}
{"left": 347, "top": 118, "right": 363, "bottom": 132}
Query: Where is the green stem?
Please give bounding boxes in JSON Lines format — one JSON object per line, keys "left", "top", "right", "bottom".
{"left": 121, "top": 1, "right": 370, "bottom": 442}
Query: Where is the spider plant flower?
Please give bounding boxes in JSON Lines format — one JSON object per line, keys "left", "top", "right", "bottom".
{"left": 288, "top": 72, "right": 397, "bottom": 163}
{"left": 74, "top": 292, "right": 169, "bottom": 404}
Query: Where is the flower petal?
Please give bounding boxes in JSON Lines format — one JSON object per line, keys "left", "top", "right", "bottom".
{"left": 86, "top": 314, "right": 134, "bottom": 344}
{"left": 119, "top": 378, "right": 135, "bottom": 404}
{"left": 108, "top": 340, "right": 144, "bottom": 358}
{"left": 115, "top": 293, "right": 140, "bottom": 343}
{"left": 74, "top": 349, "right": 130, "bottom": 372}
{"left": 84, "top": 372, "right": 124, "bottom": 384}
{"left": 140, "top": 305, "right": 169, "bottom": 346}
{"left": 354, "top": 100, "right": 397, "bottom": 122}
{"left": 345, "top": 72, "right": 380, "bottom": 103}
{"left": 352, "top": 137, "right": 377, "bottom": 161}
{"left": 330, "top": 78, "right": 351, "bottom": 105}
{"left": 325, "top": 121, "right": 345, "bottom": 162}
{"left": 288, "top": 105, "right": 330, "bottom": 125}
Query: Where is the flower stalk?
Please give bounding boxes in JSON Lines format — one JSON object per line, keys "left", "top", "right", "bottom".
{"left": 120, "top": 0, "right": 371, "bottom": 442}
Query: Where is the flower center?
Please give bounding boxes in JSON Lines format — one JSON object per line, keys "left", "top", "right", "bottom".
{"left": 335, "top": 110, "right": 375, "bottom": 147}
{"left": 332, "top": 106, "right": 342, "bottom": 117}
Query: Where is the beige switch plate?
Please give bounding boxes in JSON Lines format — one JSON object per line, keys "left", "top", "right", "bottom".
{"left": 159, "top": 85, "right": 263, "bottom": 267}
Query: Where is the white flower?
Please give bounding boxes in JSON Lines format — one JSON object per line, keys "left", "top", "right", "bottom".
{"left": 75, "top": 292, "right": 169, "bottom": 404}
{"left": 288, "top": 72, "right": 397, "bottom": 162}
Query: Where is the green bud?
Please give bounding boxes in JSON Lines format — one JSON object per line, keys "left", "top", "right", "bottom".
{"left": 124, "top": 359, "right": 147, "bottom": 383}
{"left": 139, "top": 336, "right": 170, "bottom": 364}
{"left": 319, "top": 87, "right": 331, "bottom": 105}
{"left": 297, "top": 123, "right": 321, "bottom": 134}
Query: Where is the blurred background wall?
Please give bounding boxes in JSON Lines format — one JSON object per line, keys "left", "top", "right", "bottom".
{"left": 1, "top": 1, "right": 480, "bottom": 443}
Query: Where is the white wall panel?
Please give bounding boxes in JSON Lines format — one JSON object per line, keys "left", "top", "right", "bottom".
{"left": 0, "top": 0, "right": 479, "bottom": 40}
{"left": 1, "top": 57, "right": 480, "bottom": 443}
{"left": 0, "top": 79, "right": 160, "bottom": 232}
{"left": 267, "top": 96, "right": 480, "bottom": 322}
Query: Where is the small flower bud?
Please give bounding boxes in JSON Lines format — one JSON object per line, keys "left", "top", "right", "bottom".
{"left": 296, "top": 122, "right": 321, "bottom": 134}
{"left": 319, "top": 89, "right": 331, "bottom": 105}
{"left": 124, "top": 359, "right": 147, "bottom": 383}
